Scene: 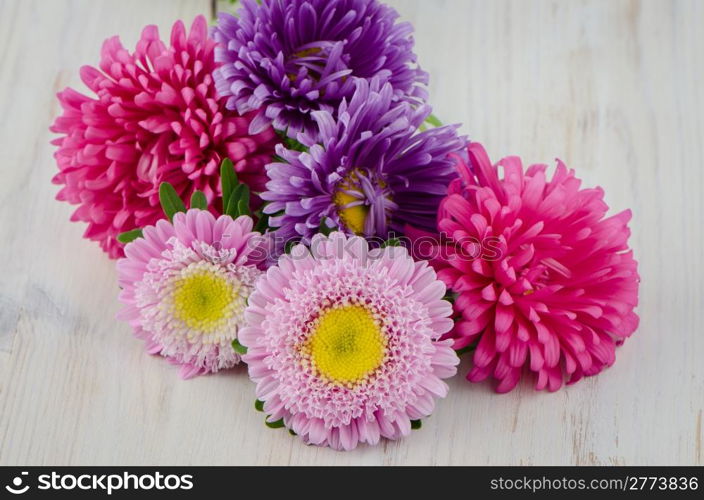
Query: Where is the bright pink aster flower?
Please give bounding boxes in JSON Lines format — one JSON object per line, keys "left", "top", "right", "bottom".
{"left": 51, "top": 15, "right": 277, "bottom": 258}
{"left": 419, "top": 143, "right": 639, "bottom": 393}
{"left": 116, "top": 209, "right": 266, "bottom": 378}
{"left": 240, "top": 232, "right": 458, "bottom": 450}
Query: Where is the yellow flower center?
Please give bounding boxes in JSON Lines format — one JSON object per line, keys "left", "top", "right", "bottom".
{"left": 306, "top": 305, "right": 386, "bottom": 385}
{"left": 294, "top": 47, "right": 322, "bottom": 58}
{"left": 334, "top": 195, "right": 368, "bottom": 235}
{"left": 288, "top": 47, "right": 323, "bottom": 82}
{"left": 334, "top": 169, "right": 373, "bottom": 235}
{"left": 172, "top": 270, "right": 238, "bottom": 333}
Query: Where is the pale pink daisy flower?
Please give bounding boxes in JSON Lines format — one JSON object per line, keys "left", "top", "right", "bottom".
{"left": 117, "top": 209, "right": 265, "bottom": 378}
{"left": 240, "top": 232, "right": 458, "bottom": 450}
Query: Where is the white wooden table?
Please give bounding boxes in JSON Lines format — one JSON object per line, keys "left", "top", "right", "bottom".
{"left": 0, "top": 0, "right": 702, "bottom": 466}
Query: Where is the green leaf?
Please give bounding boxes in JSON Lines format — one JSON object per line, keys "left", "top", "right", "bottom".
{"left": 235, "top": 183, "right": 250, "bottom": 209}
{"left": 159, "top": 182, "right": 186, "bottom": 221}
{"left": 220, "top": 158, "right": 237, "bottom": 212}
{"left": 190, "top": 190, "right": 208, "bottom": 210}
{"left": 224, "top": 194, "right": 239, "bottom": 219}
{"left": 224, "top": 183, "right": 251, "bottom": 218}
{"left": 442, "top": 290, "right": 458, "bottom": 304}
{"left": 284, "top": 239, "right": 298, "bottom": 254}
{"left": 425, "top": 113, "right": 443, "bottom": 128}
{"left": 232, "top": 338, "right": 248, "bottom": 355}
{"left": 265, "top": 418, "right": 285, "bottom": 429}
{"left": 284, "top": 137, "right": 307, "bottom": 152}
{"left": 275, "top": 128, "right": 307, "bottom": 152}
{"left": 237, "top": 199, "right": 250, "bottom": 217}
{"left": 455, "top": 343, "right": 477, "bottom": 356}
{"left": 254, "top": 400, "right": 265, "bottom": 412}
{"left": 318, "top": 217, "right": 335, "bottom": 237}
{"left": 411, "top": 420, "right": 422, "bottom": 430}
{"left": 381, "top": 237, "right": 400, "bottom": 248}
{"left": 288, "top": 429, "right": 297, "bottom": 436}
{"left": 254, "top": 212, "right": 270, "bottom": 233}
{"left": 117, "top": 229, "right": 143, "bottom": 244}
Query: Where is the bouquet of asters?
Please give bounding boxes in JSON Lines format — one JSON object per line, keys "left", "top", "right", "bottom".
{"left": 50, "top": 0, "right": 639, "bottom": 450}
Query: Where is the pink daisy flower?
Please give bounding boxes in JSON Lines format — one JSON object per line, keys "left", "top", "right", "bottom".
{"left": 419, "top": 143, "right": 639, "bottom": 393}
{"left": 51, "top": 15, "right": 277, "bottom": 258}
{"left": 116, "top": 209, "right": 265, "bottom": 378}
{"left": 240, "top": 232, "right": 459, "bottom": 450}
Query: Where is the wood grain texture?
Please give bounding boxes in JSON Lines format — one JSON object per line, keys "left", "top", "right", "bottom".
{"left": 0, "top": 0, "right": 702, "bottom": 465}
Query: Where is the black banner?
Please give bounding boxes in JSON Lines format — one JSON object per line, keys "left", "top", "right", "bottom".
{"left": 0, "top": 467, "right": 701, "bottom": 498}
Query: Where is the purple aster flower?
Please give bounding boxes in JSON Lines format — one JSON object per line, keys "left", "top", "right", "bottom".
{"left": 261, "top": 78, "right": 466, "bottom": 251}
{"left": 212, "top": 0, "right": 428, "bottom": 138}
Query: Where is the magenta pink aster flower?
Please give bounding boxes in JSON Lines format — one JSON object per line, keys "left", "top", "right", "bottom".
{"left": 240, "top": 232, "right": 458, "bottom": 450}
{"left": 116, "top": 209, "right": 265, "bottom": 379}
{"left": 422, "top": 143, "right": 639, "bottom": 393}
{"left": 51, "top": 15, "right": 277, "bottom": 258}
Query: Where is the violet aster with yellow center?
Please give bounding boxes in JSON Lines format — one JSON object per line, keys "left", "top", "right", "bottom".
{"left": 239, "top": 232, "right": 459, "bottom": 450}
{"left": 261, "top": 78, "right": 465, "bottom": 254}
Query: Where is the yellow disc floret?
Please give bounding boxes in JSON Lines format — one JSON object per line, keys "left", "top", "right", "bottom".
{"left": 334, "top": 191, "right": 368, "bottom": 235}
{"left": 334, "top": 169, "right": 391, "bottom": 235}
{"left": 334, "top": 170, "right": 369, "bottom": 235}
{"left": 307, "top": 305, "right": 386, "bottom": 385}
{"left": 172, "top": 266, "right": 239, "bottom": 334}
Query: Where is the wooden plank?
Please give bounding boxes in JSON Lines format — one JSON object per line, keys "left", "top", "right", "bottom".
{"left": 0, "top": 0, "right": 702, "bottom": 465}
